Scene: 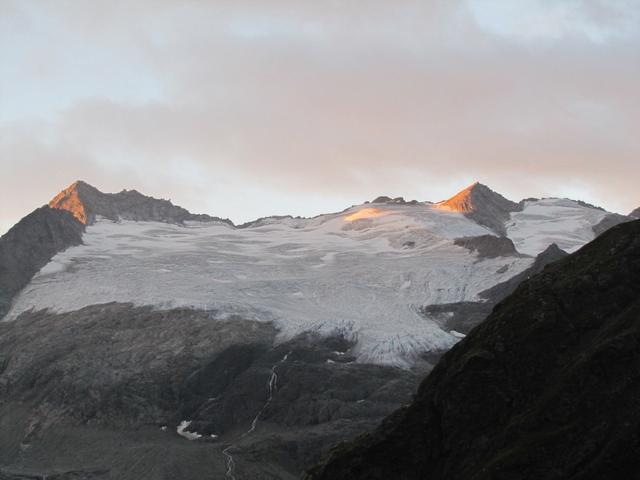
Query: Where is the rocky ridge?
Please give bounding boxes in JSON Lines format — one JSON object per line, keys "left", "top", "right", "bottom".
{"left": 49, "top": 180, "right": 233, "bottom": 226}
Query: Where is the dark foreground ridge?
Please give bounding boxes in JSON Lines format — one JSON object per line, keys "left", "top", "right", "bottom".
{"left": 307, "top": 219, "right": 640, "bottom": 480}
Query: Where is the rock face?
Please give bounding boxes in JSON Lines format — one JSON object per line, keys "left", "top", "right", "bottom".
{"left": 436, "top": 182, "right": 521, "bottom": 236}
{"left": 307, "top": 219, "right": 640, "bottom": 480}
{"left": 630, "top": 207, "right": 640, "bottom": 219}
{"left": 49, "top": 180, "right": 233, "bottom": 226}
{"left": 370, "top": 196, "right": 419, "bottom": 205}
{"left": 453, "top": 235, "right": 521, "bottom": 259}
{"left": 0, "top": 304, "right": 421, "bottom": 479}
{"left": 0, "top": 206, "right": 84, "bottom": 318}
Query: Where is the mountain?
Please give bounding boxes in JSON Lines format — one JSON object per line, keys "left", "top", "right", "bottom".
{"left": 49, "top": 180, "right": 233, "bottom": 226}
{"left": 631, "top": 207, "right": 640, "bottom": 219}
{"left": 0, "top": 181, "right": 636, "bottom": 479}
{"left": 2, "top": 181, "right": 631, "bottom": 365}
{"left": 435, "top": 182, "right": 521, "bottom": 235}
{"left": 306, "top": 219, "right": 640, "bottom": 480}
{"left": 6, "top": 181, "right": 619, "bottom": 365}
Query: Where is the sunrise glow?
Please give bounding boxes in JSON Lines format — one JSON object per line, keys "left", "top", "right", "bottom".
{"left": 344, "top": 208, "right": 392, "bottom": 222}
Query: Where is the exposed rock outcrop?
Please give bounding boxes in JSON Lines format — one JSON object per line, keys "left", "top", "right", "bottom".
{"left": 369, "top": 196, "right": 419, "bottom": 205}
{"left": 307, "top": 220, "right": 640, "bottom": 480}
{"left": 630, "top": 207, "right": 640, "bottom": 219}
{"left": 453, "top": 235, "right": 521, "bottom": 259}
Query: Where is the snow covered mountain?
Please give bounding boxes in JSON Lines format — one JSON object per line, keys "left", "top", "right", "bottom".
{"left": 2, "top": 181, "right": 632, "bottom": 366}
{"left": 0, "top": 180, "right": 636, "bottom": 479}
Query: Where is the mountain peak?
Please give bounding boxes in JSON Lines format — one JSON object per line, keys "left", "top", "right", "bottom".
{"left": 437, "top": 182, "right": 495, "bottom": 212}
{"left": 436, "top": 182, "right": 521, "bottom": 235}
{"left": 630, "top": 207, "right": 640, "bottom": 219}
{"left": 49, "top": 182, "right": 233, "bottom": 226}
{"left": 49, "top": 180, "right": 99, "bottom": 224}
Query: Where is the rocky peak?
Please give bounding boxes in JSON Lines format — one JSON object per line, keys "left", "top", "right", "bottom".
{"left": 630, "top": 207, "right": 640, "bottom": 219}
{"left": 48, "top": 180, "right": 97, "bottom": 224}
{"left": 436, "top": 182, "right": 521, "bottom": 236}
{"left": 49, "top": 181, "right": 234, "bottom": 226}
{"left": 368, "top": 196, "right": 419, "bottom": 205}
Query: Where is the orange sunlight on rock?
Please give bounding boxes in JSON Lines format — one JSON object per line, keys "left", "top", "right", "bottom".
{"left": 49, "top": 182, "right": 89, "bottom": 224}
{"left": 344, "top": 208, "right": 391, "bottom": 222}
{"left": 433, "top": 182, "right": 478, "bottom": 214}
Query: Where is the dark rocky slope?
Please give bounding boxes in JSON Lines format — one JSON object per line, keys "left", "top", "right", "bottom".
{"left": 0, "top": 304, "right": 420, "bottom": 479}
{"left": 0, "top": 206, "right": 84, "bottom": 319}
{"left": 592, "top": 212, "right": 632, "bottom": 236}
{"left": 307, "top": 219, "right": 640, "bottom": 480}
{"left": 453, "top": 235, "right": 521, "bottom": 259}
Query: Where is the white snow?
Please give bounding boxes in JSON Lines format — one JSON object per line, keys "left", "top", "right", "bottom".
{"left": 506, "top": 198, "right": 608, "bottom": 256}
{"left": 7, "top": 203, "right": 541, "bottom": 366}
{"left": 177, "top": 420, "right": 202, "bottom": 440}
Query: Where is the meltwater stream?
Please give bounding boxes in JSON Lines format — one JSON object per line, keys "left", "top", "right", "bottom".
{"left": 222, "top": 352, "right": 291, "bottom": 480}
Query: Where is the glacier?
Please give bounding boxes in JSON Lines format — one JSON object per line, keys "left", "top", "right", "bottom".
{"left": 5, "top": 196, "right": 609, "bottom": 366}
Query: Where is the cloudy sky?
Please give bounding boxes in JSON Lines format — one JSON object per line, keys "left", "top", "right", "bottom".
{"left": 1, "top": 0, "right": 639, "bottom": 233}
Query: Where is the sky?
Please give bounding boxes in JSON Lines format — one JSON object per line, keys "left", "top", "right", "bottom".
{"left": 1, "top": 0, "right": 639, "bottom": 233}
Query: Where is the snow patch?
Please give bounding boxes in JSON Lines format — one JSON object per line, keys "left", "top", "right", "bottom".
{"left": 506, "top": 198, "right": 608, "bottom": 256}
{"left": 176, "top": 420, "right": 202, "bottom": 440}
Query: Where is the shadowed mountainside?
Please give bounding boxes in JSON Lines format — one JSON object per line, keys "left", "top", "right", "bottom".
{"left": 0, "top": 305, "right": 420, "bottom": 479}
{"left": 592, "top": 212, "right": 633, "bottom": 236}
{"left": 0, "top": 206, "right": 84, "bottom": 319}
{"left": 307, "top": 219, "right": 640, "bottom": 480}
